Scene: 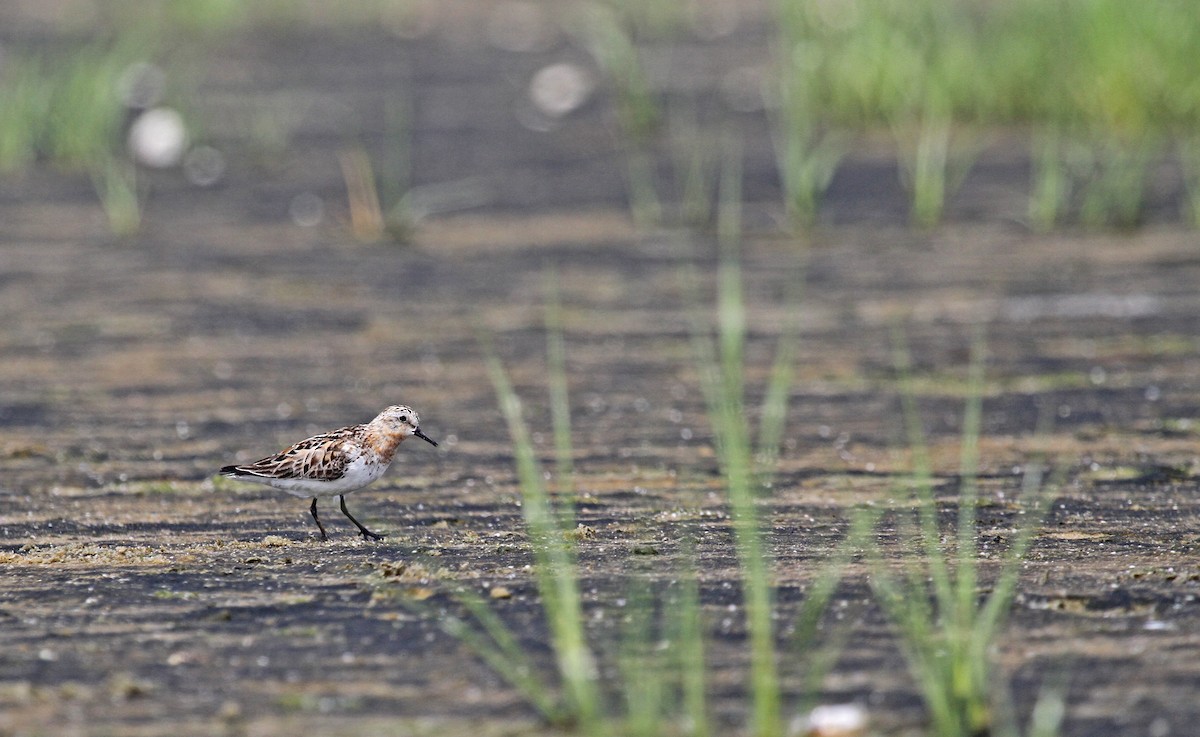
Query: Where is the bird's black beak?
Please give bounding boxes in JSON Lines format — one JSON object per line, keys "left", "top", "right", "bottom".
{"left": 413, "top": 427, "right": 438, "bottom": 447}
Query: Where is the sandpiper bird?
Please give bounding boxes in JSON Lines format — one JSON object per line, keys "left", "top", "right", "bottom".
{"left": 219, "top": 405, "right": 438, "bottom": 541}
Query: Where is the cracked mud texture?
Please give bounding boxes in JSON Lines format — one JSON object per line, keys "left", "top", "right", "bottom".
{"left": 4, "top": 4, "right": 1200, "bottom": 737}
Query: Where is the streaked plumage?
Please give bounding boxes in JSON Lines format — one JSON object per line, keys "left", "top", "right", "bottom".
{"left": 220, "top": 405, "right": 438, "bottom": 540}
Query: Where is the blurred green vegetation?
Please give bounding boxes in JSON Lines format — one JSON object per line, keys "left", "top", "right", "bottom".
{"left": 778, "top": 0, "right": 1199, "bottom": 132}
{"left": 2, "top": 0, "right": 1199, "bottom": 230}
{"left": 0, "top": 41, "right": 141, "bottom": 172}
{"left": 774, "top": 0, "right": 1200, "bottom": 227}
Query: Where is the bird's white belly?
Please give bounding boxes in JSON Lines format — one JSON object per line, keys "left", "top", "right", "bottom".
{"left": 267, "top": 456, "right": 389, "bottom": 498}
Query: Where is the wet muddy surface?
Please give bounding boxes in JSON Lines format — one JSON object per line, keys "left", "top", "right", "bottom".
{"left": 4, "top": 6, "right": 1200, "bottom": 736}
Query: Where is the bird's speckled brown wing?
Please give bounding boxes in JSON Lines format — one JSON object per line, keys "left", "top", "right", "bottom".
{"left": 229, "top": 427, "right": 361, "bottom": 481}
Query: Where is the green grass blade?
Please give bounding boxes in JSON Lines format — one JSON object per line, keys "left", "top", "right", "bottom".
{"left": 890, "top": 326, "right": 954, "bottom": 612}
{"left": 681, "top": 132, "right": 781, "bottom": 736}
{"left": 673, "top": 549, "right": 710, "bottom": 737}
{"left": 705, "top": 134, "right": 780, "bottom": 737}
{"left": 544, "top": 265, "right": 578, "bottom": 527}
{"left": 671, "top": 104, "right": 716, "bottom": 226}
{"left": 954, "top": 331, "right": 986, "bottom": 633}
{"left": 1026, "top": 673, "right": 1068, "bottom": 737}
{"left": 90, "top": 156, "right": 142, "bottom": 239}
{"left": 717, "top": 132, "right": 746, "bottom": 410}
{"left": 617, "top": 575, "right": 665, "bottom": 737}
{"left": 755, "top": 271, "right": 804, "bottom": 484}
{"left": 1029, "top": 128, "right": 1070, "bottom": 231}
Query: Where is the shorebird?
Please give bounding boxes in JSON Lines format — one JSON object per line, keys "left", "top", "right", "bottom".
{"left": 219, "top": 405, "right": 438, "bottom": 541}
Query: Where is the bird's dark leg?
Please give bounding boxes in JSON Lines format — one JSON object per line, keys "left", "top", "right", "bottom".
{"left": 310, "top": 498, "right": 328, "bottom": 541}
{"left": 339, "top": 495, "right": 384, "bottom": 540}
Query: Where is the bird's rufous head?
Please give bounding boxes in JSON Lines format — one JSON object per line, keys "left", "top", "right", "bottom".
{"left": 372, "top": 405, "right": 438, "bottom": 447}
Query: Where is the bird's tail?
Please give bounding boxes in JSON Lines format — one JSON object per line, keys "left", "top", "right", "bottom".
{"left": 219, "top": 465, "right": 246, "bottom": 477}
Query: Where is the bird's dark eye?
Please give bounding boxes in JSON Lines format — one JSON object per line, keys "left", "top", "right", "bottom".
{"left": 399, "top": 415, "right": 409, "bottom": 424}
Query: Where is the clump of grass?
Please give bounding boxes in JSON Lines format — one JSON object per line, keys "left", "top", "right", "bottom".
{"left": 1028, "top": 128, "right": 1071, "bottom": 231}
{"left": 669, "top": 106, "right": 720, "bottom": 228}
{"left": 772, "top": 112, "right": 843, "bottom": 230}
{"left": 577, "top": 2, "right": 663, "bottom": 228}
{"left": 481, "top": 333, "right": 602, "bottom": 730}
{"left": 679, "top": 136, "right": 874, "bottom": 736}
{"left": 866, "top": 330, "right": 1059, "bottom": 737}
{"left": 685, "top": 136, "right": 782, "bottom": 736}
{"left": 90, "top": 156, "right": 143, "bottom": 239}
{"left": 893, "top": 90, "right": 978, "bottom": 229}
{"left": 680, "top": 133, "right": 854, "bottom": 736}
{"left": 1075, "top": 137, "right": 1158, "bottom": 229}
{"left": 773, "top": 0, "right": 844, "bottom": 229}
{"left": 468, "top": 269, "right": 706, "bottom": 733}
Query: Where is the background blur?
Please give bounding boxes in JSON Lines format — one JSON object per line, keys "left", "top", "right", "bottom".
{"left": 5, "top": 3, "right": 1200, "bottom": 736}
{"left": 3, "top": 0, "right": 1198, "bottom": 235}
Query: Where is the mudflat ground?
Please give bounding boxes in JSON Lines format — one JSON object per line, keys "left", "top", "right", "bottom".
{"left": 4, "top": 5, "right": 1200, "bottom": 736}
